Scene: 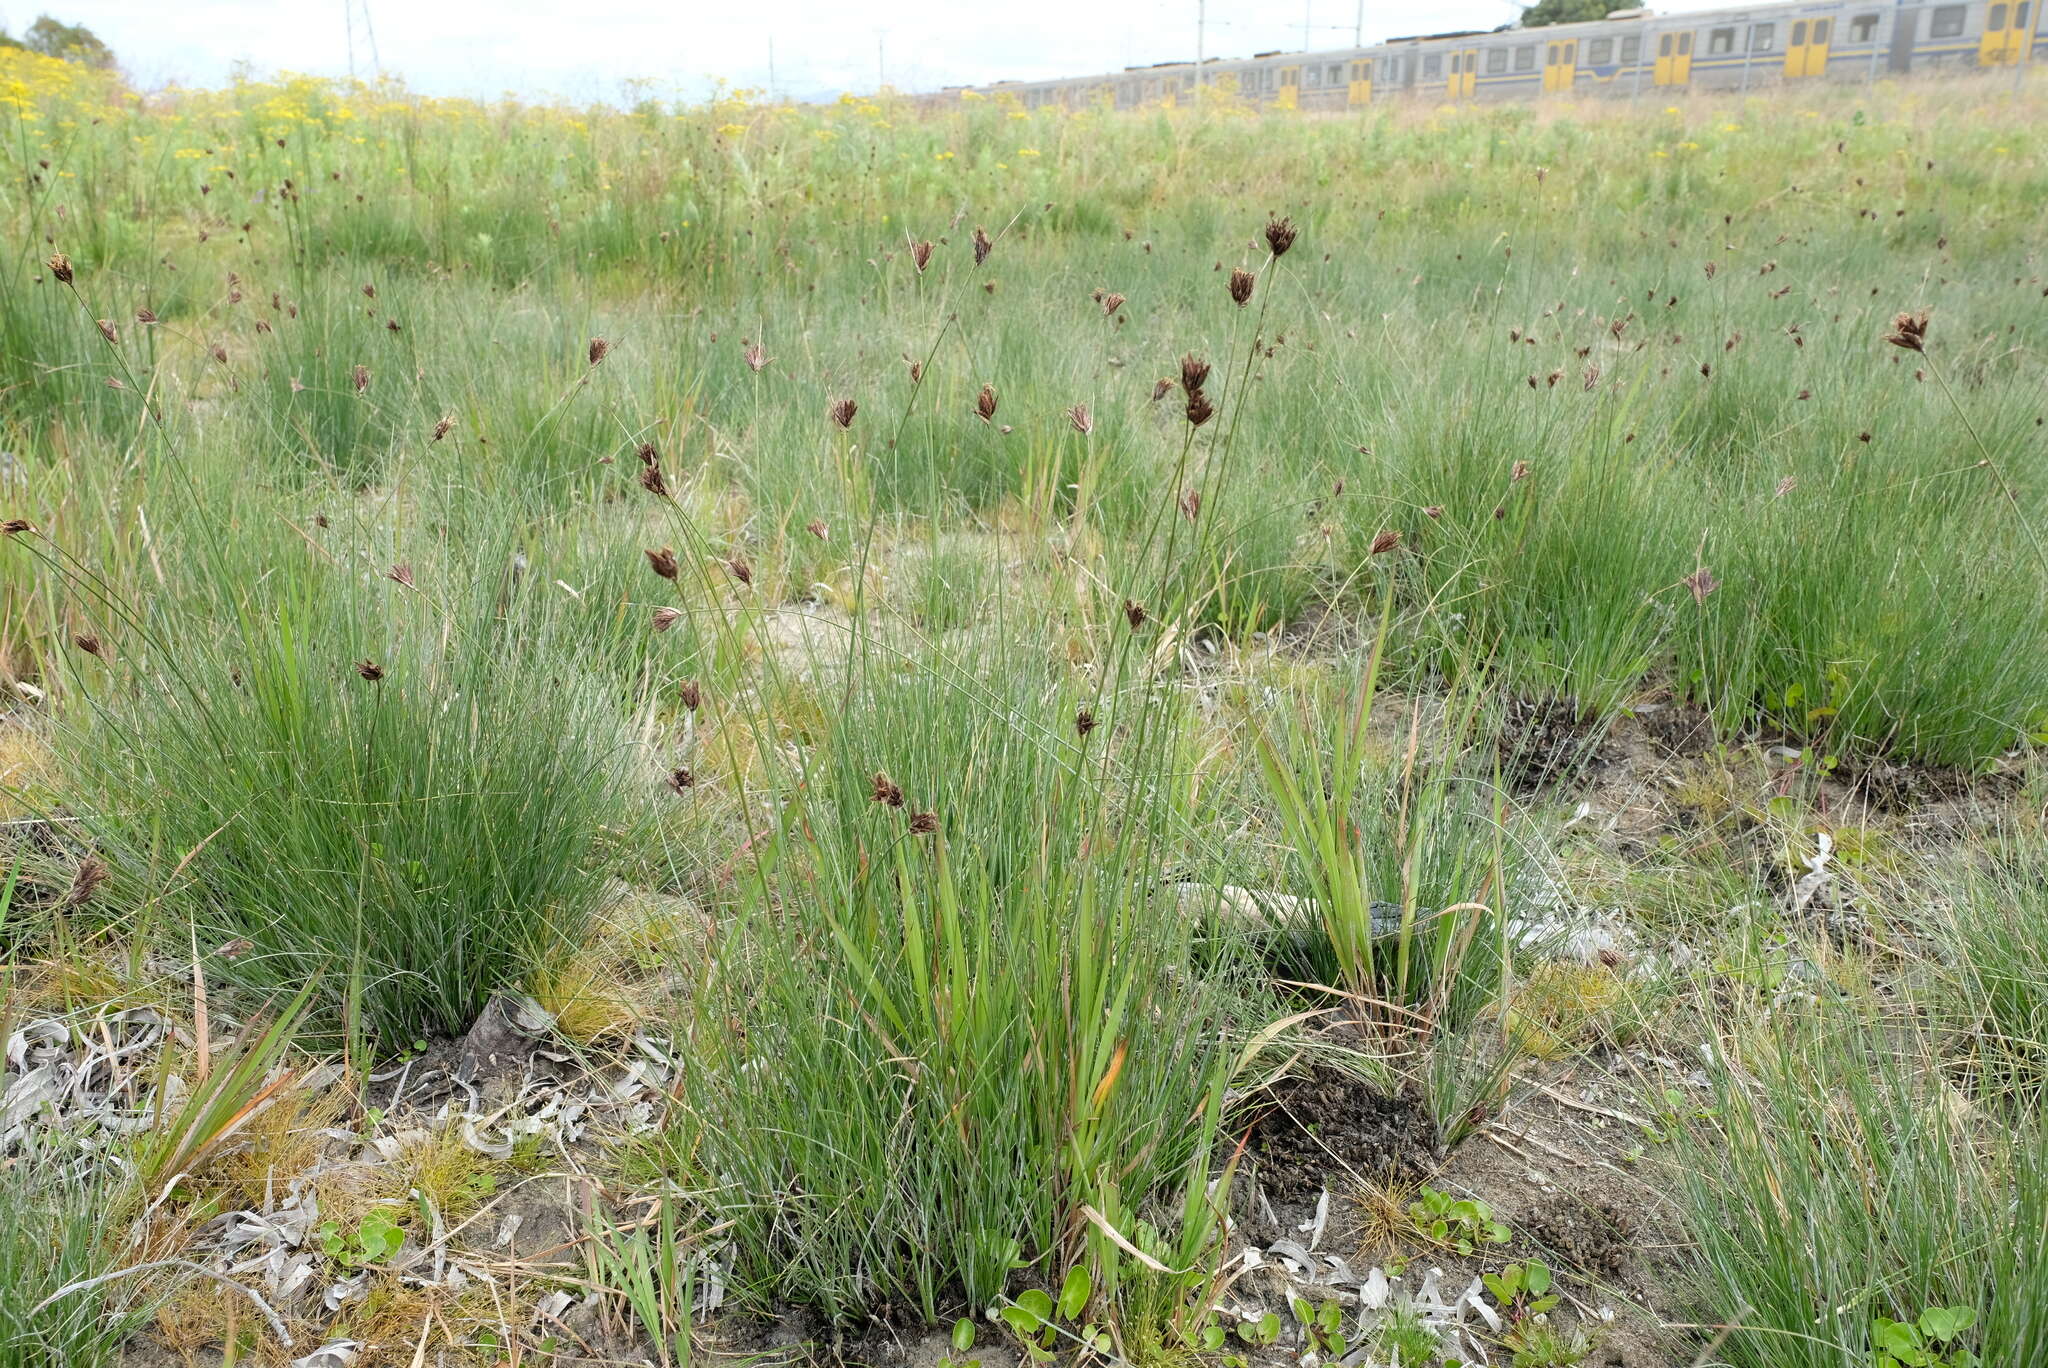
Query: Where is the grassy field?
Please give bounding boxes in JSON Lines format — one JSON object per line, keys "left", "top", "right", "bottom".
{"left": 5, "top": 43, "right": 2048, "bottom": 1368}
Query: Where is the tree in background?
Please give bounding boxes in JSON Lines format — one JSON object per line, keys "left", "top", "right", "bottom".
{"left": 1521, "top": 0, "right": 1613, "bottom": 26}
{"left": 0, "top": 14, "right": 117, "bottom": 67}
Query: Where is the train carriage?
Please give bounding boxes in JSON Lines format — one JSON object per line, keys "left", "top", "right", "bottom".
{"left": 960, "top": 0, "right": 2040, "bottom": 113}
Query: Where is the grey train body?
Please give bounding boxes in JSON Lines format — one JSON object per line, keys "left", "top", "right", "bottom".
{"left": 942, "top": 0, "right": 2040, "bottom": 111}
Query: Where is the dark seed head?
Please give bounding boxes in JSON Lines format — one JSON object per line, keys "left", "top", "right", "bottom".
{"left": 588, "top": 337, "right": 610, "bottom": 366}
{"left": 652, "top": 606, "right": 683, "bottom": 632}
{"left": 972, "top": 226, "right": 993, "bottom": 266}
{"left": 908, "top": 810, "right": 939, "bottom": 835}
{"left": 1179, "top": 353, "right": 1211, "bottom": 393}
{"left": 1883, "top": 310, "right": 1930, "bottom": 353}
{"left": 46, "top": 252, "right": 73, "bottom": 284}
{"left": 667, "top": 766, "right": 696, "bottom": 793}
{"left": 65, "top": 856, "right": 107, "bottom": 907}
{"left": 1075, "top": 707, "right": 1097, "bottom": 738}
{"left": 1263, "top": 215, "right": 1297, "bottom": 258}
{"left": 680, "top": 678, "right": 702, "bottom": 711}
{"left": 1227, "top": 267, "right": 1256, "bottom": 307}
{"left": 871, "top": 771, "right": 905, "bottom": 807}
{"left": 975, "top": 384, "right": 998, "bottom": 423}
{"left": 829, "top": 397, "right": 858, "bottom": 429}
{"left": 355, "top": 658, "right": 385, "bottom": 682}
{"left": 1123, "top": 599, "right": 1147, "bottom": 630}
{"left": 645, "top": 546, "right": 680, "bottom": 581}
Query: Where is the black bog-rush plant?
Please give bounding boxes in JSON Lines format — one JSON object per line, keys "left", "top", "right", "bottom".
{"left": 35, "top": 538, "right": 634, "bottom": 1046}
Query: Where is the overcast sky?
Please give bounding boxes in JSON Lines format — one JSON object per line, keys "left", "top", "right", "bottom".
{"left": 13, "top": 0, "right": 1738, "bottom": 104}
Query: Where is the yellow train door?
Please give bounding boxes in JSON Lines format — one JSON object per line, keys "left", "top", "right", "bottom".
{"left": 1981, "top": 1, "right": 2030, "bottom": 63}
{"left": 1785, "top": 18, "right": 1831, "bottom": 75}
{"left": 1278, "top": 65, "right": 1301, "bottom": 107}
{"left": 1543, "top": 38, "right": 1578, "bottom": 91}
{"left": 1348, "top": 58, "right": 1373, "bottom": 106}
{"left": 1462, "top": 47, "right": 1479, "bottom": 95}
{"left": 1672, "top": 31, "right": 1693, "bottom": 81}
{"left": 1806, "top": 17, "right": 1832, "bottom": 74}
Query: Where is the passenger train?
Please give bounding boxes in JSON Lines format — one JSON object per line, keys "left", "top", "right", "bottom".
{"left": 946, "top": 0, "right": 2039, "bottom": 110}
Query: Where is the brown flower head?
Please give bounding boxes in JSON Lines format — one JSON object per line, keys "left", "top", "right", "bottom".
{"left": 1227, "top": 267, "right": 1256, "bottom": 307}
{"left": 667, "top": 766, "right": 696, "bottom": 793}
{"left": 1369, "top": 529, "right": 1402, "bottom": 555}
{"left": 432, "top": 414, "right": 455, "bottom": 441}
{"left": 975, "top": 383, "right": 998, "bottom": 423}
{"left": 1423, "top": 505, "right": 1444, "bottom": 519}
{"left": 645, "top": 546, "right": 680, "bottom": 581}
{"left": 910, "top": 239, "right": 935, "bottom": 273}
{"left": 640, "top": 464, "right": 670, "bottom": 498}
{"left": 1264, "top": 215, "right": 1297, "bottom": 258}
{"left": 1100, "top": 292, "right": 1126, "bottom": 317}
{"left": 806, "top": 519, "right": 829, "bottom": 539}
{"left": 72, "top": 632, "right": 103, "bottom": 657}
{"left": 362, "top": 282, "right": 377, "bottom": 299}
{"left": 587, "top": 337, "right": 610, "bottom": 366}
{"left": 742, "top": 341, "right": 771, "bottom": 372}
{"left": 679, "top": 678, "right": 702, "bottom": 711}
{"left": 636, "top": 442, "right": 659, "bottom": 467}
{"left": 1149, "top": 378, "right": 1174, "bottom": 403}
{"left": 1179, "top": 353, "right": 1211, "bottom": 393}
{"left": 1123, "top": 599, "right": 1147, "bottom": 630}
{"left": 387, "top": 563, "right": 415, "bottom": 589}
{"left": 1067, "top": 404, "right": 1094, "bottom": 435}
{"left": 1884, "top": 310, "right": 1930, "bottom": 353}
{"left": 352, "top": 364, "right": 370, "bottom": 394}
{"left": 96, "top": 319, "right": 118, "bottom": 344}
{"left": 908, "top": 810, "right": 939, "bottom": 835}
{"left": 65, "top": 856, "right": 107, "bottom": 908}
{"left": 1179, "top": 488, "right": 1201, "bottom": 522}
{"left": 1075, "top": 707, "right": 1098, "bottom": 738}
{"left": 652, "top": 606, "right": 683, "bottom": 632}
{"left": 829, "top": 397, "right": 858, "bottom": 429}
{"left": 1511, "top": 460, "right": 1530, "bottom": 482}
{"left": 211, "top": 343, "right": 229, "bottom": 365}
{"left": 355, "top": 658, "right": 385, "bottom": 682}
{"left": 972, "top": 226, "right": 993, "bottom": 266}
{"left": 135, "top": 306, "right": 158, "bottom": 325}
{"left": 2, "top": 519, "right": 39, "bottom": 536}
{"left": 871, "top": 771, "right": 905, "bottom": 807}
{"left": 1682, "top": 567, "right": 1719, "bottom": 605}
{"left": 1184, "top": 389, "right": 1215, "bottom": 428}
{"left": 46, "top": 252, "right": 73, "bottom": 284}
{"left": 726, "top": 555, "right": 753, "bottom": 587}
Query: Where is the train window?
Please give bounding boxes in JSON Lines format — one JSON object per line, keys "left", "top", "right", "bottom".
{"left": 1621, "top": 35, "right": 1640, "bottom": 62}
{"left": 1708, "top": 27, "right": 1736, "bottom": 54}
{"left": 1849, "top": 13, "right": 1877, "bottom": 41}
{"left": 1424, "top": 54, "right": 1442, "bottom": 77}
{"left": 1487, "top": 47, "right": 1508, "bottom": 72}
{"left": 1328, "top": 63, "right": 1343, "bottom": 82}
{"left": 1514, "top": 44, "right": 1536, "bottom": 70}
{"left": 1305, "top": 66, "right": 1320, "bottom": 86}
{"left": 1990, "top": 3, "right": 2007, "bottom": 25}
{"left": 1588, "top": 37, "right": 1613, "bottom": 63}
{"left": 1930, "top": 5, "right": 1966, "bottom": 36}
{"left": 1749, "top": 22, "right": 1774, "bottom": 50}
